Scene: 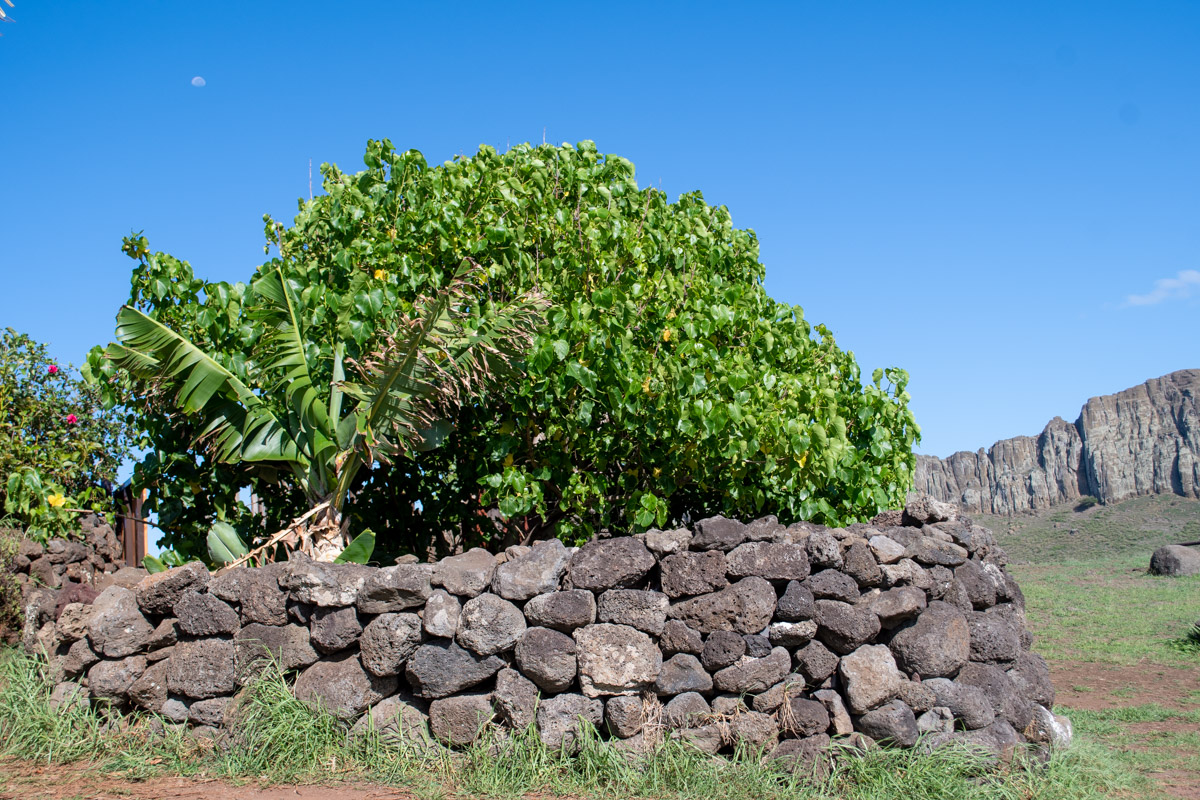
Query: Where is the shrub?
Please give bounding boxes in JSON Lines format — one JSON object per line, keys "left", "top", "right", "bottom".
{"left": 92, "top": 140, "right": 919, "bottom": 559}
{"left": 0, "top": 328, "right": 132, "bottom": 539}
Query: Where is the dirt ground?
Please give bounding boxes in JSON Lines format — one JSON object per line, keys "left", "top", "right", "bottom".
{"left": 0, "top": 760, "right": 419, "bottom": 800}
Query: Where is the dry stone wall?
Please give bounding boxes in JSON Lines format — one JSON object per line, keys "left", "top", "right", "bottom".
{"left": 22, "top": 497, "right": 1071, "bottom": 769}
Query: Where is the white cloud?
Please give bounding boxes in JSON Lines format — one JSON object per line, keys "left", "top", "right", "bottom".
{"left": 191, "top": 76, "right": 206, "bottom": 87}
{"left": 1125, "top": 269, "right": 1200, "bottom": 306}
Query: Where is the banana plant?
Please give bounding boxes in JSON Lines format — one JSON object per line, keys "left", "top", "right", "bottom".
{"left": 104, "top": 262, "right": 544, "bottom": 563}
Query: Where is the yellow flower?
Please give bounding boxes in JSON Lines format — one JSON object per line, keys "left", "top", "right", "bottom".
{"left": 662, "top": 328, "right": 672, "bottom": 342}
{"left": 641, "top": 377, "right": 651, "bottom": 393}
{"left": 666, "top": 310, "right": 676, "bottom": 320}
{"left": 373, "top": 269, "right": 386, "bottom": 280}
{"left": 653, "top": 467, "right": 662, "bottom": 477}
{"left": 46, "top": 493, "right": 66, "bottom": 508}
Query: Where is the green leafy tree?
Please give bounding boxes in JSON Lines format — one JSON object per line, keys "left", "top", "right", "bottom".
{"left": 92, "top": 139, "right": 919, "bottom": 559}
{"left": 0, "top": 329, "right": 132, "bottom": 539}
{"left": 96, "top": 261, "right": 543, "bottom": 561}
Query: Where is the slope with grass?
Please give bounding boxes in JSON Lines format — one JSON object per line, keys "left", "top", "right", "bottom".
{"left": 980, "top": 494, "right": 1200, "bottom": 798}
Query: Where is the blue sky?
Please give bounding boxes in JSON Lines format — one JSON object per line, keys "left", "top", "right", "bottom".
{"left": 1, "top": 1, "right": 1196, "bottom": 459}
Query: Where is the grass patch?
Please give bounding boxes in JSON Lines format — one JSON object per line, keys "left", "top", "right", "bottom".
{"left": 1010, "top": 556, "right": 1200, "bottom": 665}
{"left": 0, "top": 648, "right": 1146, "bottom": 799}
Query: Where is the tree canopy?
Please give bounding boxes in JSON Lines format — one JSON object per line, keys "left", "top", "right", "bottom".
{"left": 90, "top": 139, "right": 919, "bottom": 559}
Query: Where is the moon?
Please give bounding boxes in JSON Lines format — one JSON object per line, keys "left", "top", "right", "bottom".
{"left": 191, "top": 76, "right": 206, "bottom": 88}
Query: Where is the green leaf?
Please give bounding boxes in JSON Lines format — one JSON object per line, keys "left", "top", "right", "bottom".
{"left": 142, "top": 555, "right": 168, "bottom": 574}
{"left": 207, "top": 521, "right": 249, "bottom": 566}
{"left": 334, "top": 528, "right": 376, "bottom": 564}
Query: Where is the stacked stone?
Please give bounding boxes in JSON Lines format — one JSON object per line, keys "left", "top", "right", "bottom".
{"left": 27, "top": 496, "right": 1071, "bottom": 767}
{"left": 10, "top": 515, "right": 128, "bottom": 594}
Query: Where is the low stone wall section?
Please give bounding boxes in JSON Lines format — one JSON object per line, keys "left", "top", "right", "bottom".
{"left": 24, "top": 496, "right": 1072, "bottom": 768}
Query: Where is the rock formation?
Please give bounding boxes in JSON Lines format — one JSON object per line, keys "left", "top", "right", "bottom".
{"left": 20, "top": 497, "right": 1070, "bottom": 768}
{"left": 913, "top": 369, "right": 1200, "bottom": 515}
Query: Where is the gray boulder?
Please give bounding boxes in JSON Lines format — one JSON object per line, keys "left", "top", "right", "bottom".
{"left": 293, "top": 654, "right": 398, "bottom": 719}
{"left": 855, "top": 699, "right": 919, "bottom": 747}
{"left": 235, "top": 623, "right": 319, "bottom": 675}
{"left": 869, "top": 587, "right": 927, "bottom": 628}
{"left": 574, "top": 623, "right": 661, "bottom": 697}
{"left": 207, "top": 566, "right": 253, "bottom": 604}
{"left": 89, "top": 655, "right": 147, "bottom": 702}
{"left": 813, "top": 599, "right": 880, "bottom": 655}
{"left": 808, "top": 570, "right": 860, "bottom": 602}
{"left": 174, "top": 590, "right": 240, "bottom": 637}
{"left": 654, "top": 654, "right": 713, "bottom": 695}
{"left": 189, "top": 697, "right": 230, "bottom": 727}
{"left": 356, "top": 564, "right": 432, "bottom": 613}
{"left": 642, "top": 527, "right": 692, "bottom": 556}
{"left": 776, "top": 581, "right": 816, "bottom": 621}
{"left": 838, "top": 644, "right": 903, "bottom": 714}
{"left": 659, "top": 551, "right": 728, "bottom": 598}
{"left": 1006, "top": 651, "right": 1055, "bottom": 708}
{"left": 605, "top": 695, "right": 645, "bottom": 738}
{"left": 515, "top": 627, "right": 578, "bottom": 693}
{"left": 310, "top": 606, "right": 363, "bottom": 654}
{"left": 955, "top": 662, "right": 1034, "bottom": 731}
{"left": 422, "top": 589, "right": 461, "bottom": 638}
{"left": 954, "top": 559, "right": 999, "bottom": 608}
{"left": 359, "top": 612, "right": 423, "bottom": 677}
{"left": 813, "top": 688, "right": 855, "bottom": 735}
{"left": 691, "top": 515, "right": 747, "bottom": 551}
{"left": 842, "top": 540, "right": 883, "bottom": 587}
{"left": 888, "top": 601, "right": 970, "bottom": 678}
{"left": 597, "top": 589, "right": 669, "bottom": 635}
{"left": 405, "top": 641, "right": 505, "bottom": 698}
{"left": 1150, "top": 545, "right": 1200, "bottom": 576}
{"left": 431, "top": 548, "right": 497, "bottom": 598}
{"left": 167, "top": 639, "right": 237, "bottom": 699}
{"left": 968, "top": 609, "right": 1022, "bottom": 664}
{"left": 909, "top": 538, "right": 968, "bottom": 568}
{"left": 701, "top": 630, "right": 746, "bottom": 671}
{"left": 767, "top": 620, "right": 817, "bottom": 647}
{"left": 659, "top": 620, "right": 704, "bottom": 656}
{"left": 86, "top": 586, "right": 154, "bottom": 658}
{"left": 712, "top": 646, "right": 791, "bottom": 693}
{"left": 904, "top": 495, "right": 958, "bottom": 525}
{"left": 134, "top": 562, "right": 210, "bottom": 615}
{"left": 492, "top": 539, "right": 570, "bottom": 600}
{"left": 778, "top": 696, "right": 830, "bottom": 738}
{"left": 806, "top": 531, "right": 843, "bottom": 569}
{"left": 664, "top": 691, "right": 711, "bottom": 728}
{"left": 282, "top": 559, "right": 369, "bottom": 607}
{"left": 922, "top": 677, "right": 995, "bottom": 730}
{"left": 457, "top": 593, "right": 526, "bottom": 656}
{"left": 127, "top": 658, "right": 170, "bottom": 711}
{"left": 537, "top": 692, "right": 604, "bottom": 752}
{"left": 729, "top": 710, "right": 780, "bottom": 749}
{"left": 567, "top": 538, "right": 655, "bottom": 592}
{"left": 429, "top": 693, "right": 494, "bottom": 746}
{"left": 493, "top": 667, "right": 540, "bottom": 729}
{"left": 726, "top": 542, "right": 811, "bottom": 581}
{"left": 238, "top": 567, "right": 290, "bottom": 626}
{"left": 523, "top": 589, "right": 596, "bottom": 632}
{"left": 793, "top": 640, "right": 840, "bottom": 685}
{"left": 668, "top": 577, "right": 776, "bottom": 634}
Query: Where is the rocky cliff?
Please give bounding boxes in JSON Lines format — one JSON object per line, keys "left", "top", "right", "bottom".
{"left": 913, "top": 369, "right": 1200, "bottom": 515}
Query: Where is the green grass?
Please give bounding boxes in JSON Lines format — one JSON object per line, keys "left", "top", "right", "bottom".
{"left": 0, "top": 648, "right": 1145, "bottom": 800}
{"left": 1011, "top": 556, "right": 1200, "bottom": 665}
{"left": 976, "top": 493, "right": 1200, "bottom": 565}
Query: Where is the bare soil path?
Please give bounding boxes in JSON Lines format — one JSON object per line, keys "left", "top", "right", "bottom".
{"left": 0, "top": 759, "right": 417, "bottom": 800}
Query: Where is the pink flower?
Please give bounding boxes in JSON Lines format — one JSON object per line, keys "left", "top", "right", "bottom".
{"left": 66, "top": 414, "right": 78, "bottom": 425}
{"left": 47, "top": 364, "right": 59, "bottom": 375}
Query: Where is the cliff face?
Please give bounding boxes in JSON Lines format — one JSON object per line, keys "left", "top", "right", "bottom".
{"left": 913, "top": 369, "right": 1200, "bottom": 515}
